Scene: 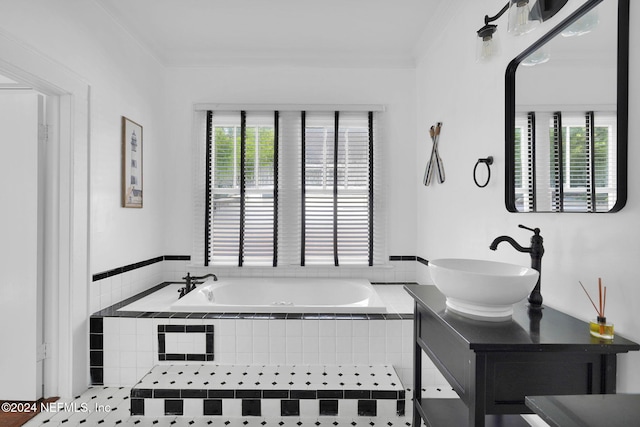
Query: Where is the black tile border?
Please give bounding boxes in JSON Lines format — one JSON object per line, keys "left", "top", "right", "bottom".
{"left": 127, "top": 396, "right": 408, "bottom": 418}
{"left": 94, "top": 254, "right": 427, "bottom": 282}
{"left": 89, "top": 317, "right": 104, "bottom": 385}
{"left": 129, "top": 396, "right": 403, "bottom": 418}
{"left": 203, "top": 399, "right": 223, "bottom": 415}
{"left": 388, "top": 255, "right": 416, "bottom": 261}
{"left": 319, "top": 399, "right": 339, "bottom": 416}
{"left": 389, "top": 255, "right": 429, "bottom": 266}
{"left": 92, "top": 255, "right": 190, "bottom": 282}
{"left": 130, "top": 388, "right": 406, "bottom": 400}
{"left": 157, "top": 324, "right": 214, "bottom": 362}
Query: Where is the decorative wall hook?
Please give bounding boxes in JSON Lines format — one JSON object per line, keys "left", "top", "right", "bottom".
{"left": 423, "top": 122, "right": 445, "bottom": 186}
{"left": 474, "top": 156, "right": 494, "bottom": 188}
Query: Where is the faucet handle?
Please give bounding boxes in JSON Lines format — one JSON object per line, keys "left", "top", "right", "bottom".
{"left": 519, "top": 224, "right": 540, "bottom": 235}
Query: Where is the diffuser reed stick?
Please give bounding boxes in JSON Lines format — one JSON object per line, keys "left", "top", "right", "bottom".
{"left": 579, "top": 280, "right": 600, "bottom": 316}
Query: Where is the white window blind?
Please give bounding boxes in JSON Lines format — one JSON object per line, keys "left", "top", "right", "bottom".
{"left": 302, "top": 111, "right": 372, "bottom": 266}
{"left": 204, "top": 108, "right": 379, "bottom": 267}
{"left": 206, "top": 111, "right": 277, "bottom": 266}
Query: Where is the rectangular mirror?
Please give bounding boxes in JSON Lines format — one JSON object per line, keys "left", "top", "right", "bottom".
{"left": 505, "top": 0, "right": 628, "bottom": 212}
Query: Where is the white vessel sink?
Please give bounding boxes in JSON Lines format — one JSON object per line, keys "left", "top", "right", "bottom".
{"left": 428, "top": 258, "right": 539, "bottom": 321}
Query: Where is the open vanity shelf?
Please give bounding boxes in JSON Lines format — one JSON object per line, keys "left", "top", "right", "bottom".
{"left": 404, "top": 285, "right": 640, "bottom": 427}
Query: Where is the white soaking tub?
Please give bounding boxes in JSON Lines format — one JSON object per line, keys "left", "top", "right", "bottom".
{"left": 169, "top": 277, "right": 387, "bottom": 313}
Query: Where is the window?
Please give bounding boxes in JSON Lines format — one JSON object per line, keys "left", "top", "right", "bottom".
{"left": 199, "top": 108, "right": 381, "bottom": 267}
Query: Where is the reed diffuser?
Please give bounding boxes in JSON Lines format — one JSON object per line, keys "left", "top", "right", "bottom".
{"left": 579, "top": 278, "right": 614, "bottom": 340}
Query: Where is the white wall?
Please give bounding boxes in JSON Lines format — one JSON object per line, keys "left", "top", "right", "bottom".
{"left": 0, "top": 0, "right": 167, "bottom": 395}
{"left": 0, "top": 0, "right": 166, "bottom": 275}
{"left": 415, "top": 0, "right": 640, "bottom": 392}
{"left": 163, "top": 66, "right": 418, "bottom": 265}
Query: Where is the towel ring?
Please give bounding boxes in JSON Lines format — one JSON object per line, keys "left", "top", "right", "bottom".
{"left": 474, "top": 156, "right": 493, "bottom": 188}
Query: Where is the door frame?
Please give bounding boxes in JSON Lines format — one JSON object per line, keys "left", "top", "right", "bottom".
{"left": 0, "top": 30, "right": 90, "bottom": 398}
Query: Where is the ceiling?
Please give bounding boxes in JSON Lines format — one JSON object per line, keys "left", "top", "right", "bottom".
{"left": 95, "top": 0, "right": 440, "bottom": 67}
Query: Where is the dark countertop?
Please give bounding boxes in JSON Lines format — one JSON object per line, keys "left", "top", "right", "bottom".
{"left": 404, "top": 284, "right": 640, "bottom": 353}
{"left": 526, "top": 394, "right": 640, "bottom": 427}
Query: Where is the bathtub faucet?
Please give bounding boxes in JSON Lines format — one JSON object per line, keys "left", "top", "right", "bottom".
{"left": 178, "top": 273, "right": 218, "bottom": 298}
{"left": 490, "top": 224, "right": 544, "bottom": 309}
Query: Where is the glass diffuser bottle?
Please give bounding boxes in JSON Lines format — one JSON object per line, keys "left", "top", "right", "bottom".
{"left": 589, "top": 316, "right": 614, "bottom": 340}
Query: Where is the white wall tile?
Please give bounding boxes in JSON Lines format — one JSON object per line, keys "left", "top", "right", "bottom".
{"left": 286, "top": 336, "right": 302, "bottom": 354}
{"left": 336, "top": 320, "right": 352, "bottom": 337}
{"left": 119, "top": 351, "right": 137, "bottom": 368}
{"left": 302, "top": 352, "right": 319, "bottom": 364}
{"left": 253, "top": 352, "right": 270, "bottom": 364}
{"left": 286, "top": 319, "right": 302, "bottom": 337}
{"left": 119, "top": 334, "right": 137, "bottom": 352}
{"left": 352, "top": 320, "right": 368, "bottom": 337}
{"left": 269, "top": 319, "right": 286, "bottom": 337}
{"left": 236, "top": 319, "right": 252, "bottom": 336}
{"left": 269, "top": 336, "right": 286, "bottom": 353}
{"left": 301, "top": 319, "right": 318, "bottom": 337}
{"left": 253, "top": 319, "right": 269, "bottom": 336}
{"left": 102, "top": 350, "right": 119, "bottom": 368}
{"left": 336, "top": 352, "right": 353, "bottom": 364}
{"left": 302, "top": 336, "right": 319, "bottom": 354}
{"left": 236, "top": 336, "right": 253, "bottom": 354}
{"left": 119, "top": 367, "right": 138, "bottom": 386}
{"left": 319, "top": 320, "right": 336, "bottom": 337}
{"left": 270, "top": 352, "right": 287, "bottom": 364}
{"left": 336, "top": 336, "right": 352, "bottom": 353}
{"left": 369, "top": 320, "right": 385, "bottom": 337}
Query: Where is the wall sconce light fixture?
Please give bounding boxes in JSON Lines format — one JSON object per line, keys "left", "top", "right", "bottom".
{"left": 476, "top": 0, "right": 569, "bottom": 62}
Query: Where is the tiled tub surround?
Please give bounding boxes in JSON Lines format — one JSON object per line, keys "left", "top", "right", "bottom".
{"left": 90, "top": 255, "right": 418, "bottom": 314}
{"left": 90, "top": 283, "right": 448, "bottom": 391}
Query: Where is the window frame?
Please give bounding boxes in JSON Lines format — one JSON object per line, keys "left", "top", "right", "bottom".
{"left": 194, "top": 105, "right": 384, "bottom": 268}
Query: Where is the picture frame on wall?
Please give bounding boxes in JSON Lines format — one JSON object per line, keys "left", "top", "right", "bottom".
{"left": 122, "top": 116, "right": 143, "bottom": 208}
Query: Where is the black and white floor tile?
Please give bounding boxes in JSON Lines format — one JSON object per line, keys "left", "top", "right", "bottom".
{"left": 21, "top": 385, "right": 464, "bottom": 427}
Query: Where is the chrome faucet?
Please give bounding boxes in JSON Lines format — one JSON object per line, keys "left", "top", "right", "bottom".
{"left": 178, "top": 272, "right": 218, "bottom": 299}
{"left": 490, "top": 224, "right": 544, "bottom": 309}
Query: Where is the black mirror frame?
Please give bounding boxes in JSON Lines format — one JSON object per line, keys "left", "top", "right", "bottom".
{"left": 505, "top": 0, "right": 629, "bottom": 213}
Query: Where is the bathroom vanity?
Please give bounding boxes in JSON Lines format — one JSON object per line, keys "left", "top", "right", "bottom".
{"left": 525, "top": 394, "right": 640, "bottom": 427}
{"left": 404, "top": 285, "right": 640, "bottom": 427}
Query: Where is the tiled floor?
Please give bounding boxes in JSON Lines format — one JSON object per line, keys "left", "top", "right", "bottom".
{"left": 21, "top": 385, "right": 462, "bottom": 427}
{"left": 134, "top": 364, "right": 403, "bottom": 392}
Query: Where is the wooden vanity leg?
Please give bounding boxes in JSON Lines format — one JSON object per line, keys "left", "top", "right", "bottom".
{"left": 468, "top": 352, "right": 485, "bottom": 427}
{"left": 413, "top": 301, "right": 422, "bottom": 427}
{"left": 601, "top": 353, "right": 617, "bottom": 393}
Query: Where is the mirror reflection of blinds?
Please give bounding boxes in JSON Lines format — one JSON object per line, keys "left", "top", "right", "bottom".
{"left": 519, "top": 111, "right": 615, "bottom": 213}
{"left": 527, "top": 112, "right": 536, "bottom": 212}
{"left": 586, "top": 111, "right": 595, "bottom": 212}
{"left": 205, "top": 109, "right": 374, "bottom": 267}
{"left": 552, "top": 112, "right": 563, "bottom": 212}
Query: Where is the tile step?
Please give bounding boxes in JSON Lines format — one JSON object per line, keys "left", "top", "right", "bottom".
{"left": 130, "top": 364, "right": 406, "bottom": 418}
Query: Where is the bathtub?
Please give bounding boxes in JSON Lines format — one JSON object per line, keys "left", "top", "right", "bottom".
{"left": 164, "top": 277, "right": 388, "bottom": 313}
{"left": 116, "top": 277, "right": 387, "bottom": 313}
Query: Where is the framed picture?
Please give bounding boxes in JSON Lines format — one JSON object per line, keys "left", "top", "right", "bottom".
{"left": 122, "top": 116, "right": 143, "bottom": 208}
